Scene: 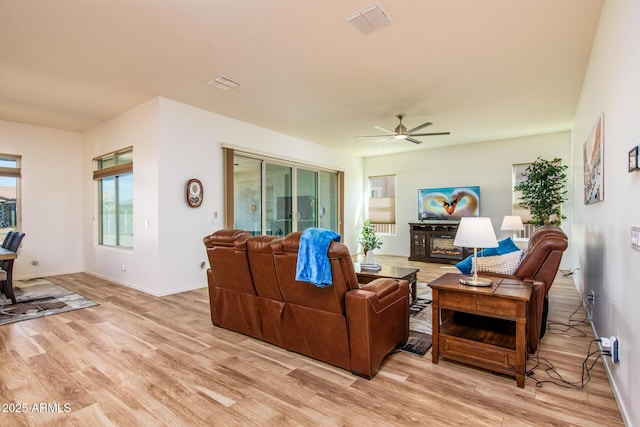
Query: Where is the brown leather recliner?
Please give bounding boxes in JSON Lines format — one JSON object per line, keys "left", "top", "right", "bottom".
{"left": 204, "top": 229, "right": 263, "bottom": 339}
{"left": 204, "top": 229, "right": 409, "bottom": 379}
{"left": 246, "top": 234, "right": 287, "bottom": 347}
{"left": 482, "top": 226, "right": 568, "bottom": 353}
{"left": 270, "top": 232, "right": 409, "bottom": 378}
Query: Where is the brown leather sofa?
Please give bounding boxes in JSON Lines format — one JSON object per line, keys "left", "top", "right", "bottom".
{"left": 482, "top": 226, "right": 568, "bottom": 353}
{"left": 204, "top": 229, "right": 409, "bottom": 379}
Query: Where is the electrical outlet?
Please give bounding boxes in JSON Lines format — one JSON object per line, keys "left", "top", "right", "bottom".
{"left": 632, "top": 226, "right": 640, "bottom": 251}
{"left": 601, "top": 336, "right": 620, "bottom": 364}
{"left": 590, "top": 289, "right": 596, "bottom": 306}
{"left": 611, "top": 337, "right": 619, "bottom": 364}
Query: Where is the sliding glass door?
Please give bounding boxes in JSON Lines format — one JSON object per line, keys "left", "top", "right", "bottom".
{"left": 318, "top": 171, "right": 338, "bottom": 231}
{"left": 229, "top": 151, "right": 340, "bottom": 236}
{"left": 295, "top": 168, "right": 318, "bottom": 232}
{"left": 233, "top": 156, "right": 262, "bottom": 235}
{"left": 266, "top": 163, "right": 292, "bottom": 236}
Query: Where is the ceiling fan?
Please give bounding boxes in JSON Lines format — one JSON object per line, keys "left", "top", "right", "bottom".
{"left": 355, "top": 114, "right": 450, "bottom": 144}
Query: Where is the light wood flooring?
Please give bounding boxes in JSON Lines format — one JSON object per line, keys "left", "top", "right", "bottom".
{"left": 0, "top": 257, "right": 623, "bottom": 426}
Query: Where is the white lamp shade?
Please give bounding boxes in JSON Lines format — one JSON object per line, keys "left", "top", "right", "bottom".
{"left": 453, "top": 217, "right": 499, "bottom": 248}
{"left": 500, "top": 215, "right": 525, "bottom": 231}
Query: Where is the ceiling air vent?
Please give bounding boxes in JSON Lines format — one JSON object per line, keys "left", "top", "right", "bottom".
{"left": 346, "top": 3, "right": 392, "bottom": 35}
{"left": 207, "top": 75, "right": 241, "bottom": 91}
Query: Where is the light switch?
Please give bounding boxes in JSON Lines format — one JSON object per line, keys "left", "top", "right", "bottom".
{"left": 632, "top": 226, "right": 640, "bottom": 251}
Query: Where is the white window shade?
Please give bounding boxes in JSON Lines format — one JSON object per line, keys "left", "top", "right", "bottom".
{"left": 369, "top": 196, "right": 396, "bottom": 224}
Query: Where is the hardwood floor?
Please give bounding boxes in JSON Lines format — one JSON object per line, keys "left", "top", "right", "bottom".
{"left": 0, "top": 258, "right": 623, "bottom": 426}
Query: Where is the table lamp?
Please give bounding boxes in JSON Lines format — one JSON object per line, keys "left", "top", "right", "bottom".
{"left": 501, "top": 215, "right": 524, "bottom": 233}
{"left": 453, "top": 217, "right": 499, "bottom": 286}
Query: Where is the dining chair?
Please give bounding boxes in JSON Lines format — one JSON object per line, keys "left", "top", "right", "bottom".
{"left": 1, "top": 232, "right": 25, "bottom": 304}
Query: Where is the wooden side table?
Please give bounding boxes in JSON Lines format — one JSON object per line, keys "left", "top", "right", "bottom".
{"left": 429, "top": 273, "right": 532, "bottom": 388}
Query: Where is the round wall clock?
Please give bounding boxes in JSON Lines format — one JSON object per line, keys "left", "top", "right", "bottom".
{"left": 186, "top": 179, "right": 203, "bottom": 208}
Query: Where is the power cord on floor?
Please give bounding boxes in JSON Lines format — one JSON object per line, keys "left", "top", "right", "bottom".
{"left": 527, "top": 339, "right": 608, "bottom": 389}
{"left": 545, "top": 294, "right": 590, "bottom": 337}
{"left": 559, "top": 268, "right": 580, "bottom": 277}
{"left": 527, "top": 294, "right": 606, "bottom": 388}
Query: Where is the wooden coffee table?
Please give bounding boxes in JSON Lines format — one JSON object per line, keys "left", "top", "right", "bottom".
{"left": 356, "top": 264, "right": 419, "bottom": 303}
{"left": 429, "top": 272, "right": 532, "bottom": 388}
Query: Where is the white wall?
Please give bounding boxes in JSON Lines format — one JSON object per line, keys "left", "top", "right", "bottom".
{"left": 79, "top": 97, "right": 363, "bottom": 296}
{"left": 0, "top": 119, "right": 83, "bottom": 279}
{"left": 156, "top": 98, "right": 363, "bottom": 295}
{"left": 82, "top": 98, "right": 161, "bottom": 294}
{"left": 364, "top": 131, "right": 573, "bottom": 268}
{"left": 571, "top": 1, "right": 639, "bottom": 424}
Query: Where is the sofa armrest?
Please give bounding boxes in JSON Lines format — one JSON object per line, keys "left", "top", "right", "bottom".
{"left": 359, "top": 277, "right": 402, "bottom": 300}
{"left": 345, "top": 279, "right": 409, "bottom": 378}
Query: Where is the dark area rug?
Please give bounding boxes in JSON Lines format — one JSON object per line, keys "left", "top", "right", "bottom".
{"left": 0, "top": 278, "right": 98, "bottom": 326}
{"left": 400, "top": 330, "right": 433, "bottom": 356}
{"left": 398, "top": 291, "right": 433, "bottom": 356}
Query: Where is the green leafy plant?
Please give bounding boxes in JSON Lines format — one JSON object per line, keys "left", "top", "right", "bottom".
{"left": 359, "top": 219, "right": 383, "bottom": 252}
{"left": 514, "top": 157, "right": 568, "bottom": 226}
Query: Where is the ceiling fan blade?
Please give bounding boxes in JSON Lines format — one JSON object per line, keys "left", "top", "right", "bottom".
{"left": 407, "top": 122, "right": 432, "bottom": 133}
{"left": 376, "top": 136, "right": 396, "bottom": 146}
{"left": 355, "top": 134, "right": 398, "bottom": 139}
{"left": 406, "top": 137, "right": 423, "bottom": 144}
{"left": 409, "top": 131, "right": 451, "bottom": 137}
{"left": 373, "top": 125, "right": 395, "bottom": 134}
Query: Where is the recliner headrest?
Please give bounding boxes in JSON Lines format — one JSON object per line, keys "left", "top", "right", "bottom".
{"left": 203, "top": 229, "right": 251, "bottom": 248}
{"left": 246, "top": 235, "right": 282, "bottom": 253}
{"left": 281, "top": 231, "right": 303, "bottom": 253}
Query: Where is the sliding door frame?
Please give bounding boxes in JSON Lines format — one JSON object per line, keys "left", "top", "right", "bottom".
{"left": 222, "top": 147, "right": 344, "bottom": 236}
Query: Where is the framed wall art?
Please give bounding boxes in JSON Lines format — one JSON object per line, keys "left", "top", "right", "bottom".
{"left": 583, "top": 113, "right": 604, "bottom": 204}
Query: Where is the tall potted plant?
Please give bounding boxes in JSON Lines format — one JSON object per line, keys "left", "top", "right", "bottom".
{"left": 359, "top": 219, "right": 382, "bottom": 263}
{"left": 514, "top": 157, "right": 568, "bottom": 226}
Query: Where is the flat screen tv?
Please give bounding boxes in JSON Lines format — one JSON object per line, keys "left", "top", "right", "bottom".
{"left": 418, "top": 186, "right": 480, "bottom": 221}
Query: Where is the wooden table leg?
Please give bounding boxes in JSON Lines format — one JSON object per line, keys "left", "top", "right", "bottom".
{"left": 410, "top": 279, "right": 417, "bottom": 303}
{"left": 431, "top": 288, "right": 439, "bottom": 363}
{"left": 515, "top": 313, "right": 526, "bottom": 388}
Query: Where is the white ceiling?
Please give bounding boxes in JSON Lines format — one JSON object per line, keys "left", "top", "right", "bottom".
{"left": 0, "top": 0, "right": 603, "bottom": 157}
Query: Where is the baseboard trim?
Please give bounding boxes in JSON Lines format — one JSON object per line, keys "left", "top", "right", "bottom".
{"left": 82, "top": 270, "right": 207, "bottom": 297}
{"left": 585, "top": 302, "right": 630, "bottom": 426}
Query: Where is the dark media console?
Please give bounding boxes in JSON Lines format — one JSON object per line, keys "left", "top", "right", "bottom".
{"left": 409, "top": 222, "right": 473, "bottom": 264}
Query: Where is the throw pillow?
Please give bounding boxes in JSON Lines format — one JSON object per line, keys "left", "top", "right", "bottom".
{"left": 455, "top": 237, "right": 520, "bottom": 274}
{"left": 476, "top": 250, "right": 523, "bottom": 275}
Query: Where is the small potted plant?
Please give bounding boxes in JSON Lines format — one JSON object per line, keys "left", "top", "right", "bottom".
{"left": 514, "top": 156, "right": 568, "bottom": 227}
{"left": 359, "top": 219, "right": 382, "bottom": 263}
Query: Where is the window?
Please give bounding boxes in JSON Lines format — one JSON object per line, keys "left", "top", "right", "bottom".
{"left": 0, "top": 154, "right": 20, "bottom": 242}
{"left": 94, "top": 148, "right": 133, "bottom": 247}
{"left": 512, "top": 163, "right": 535, "bottom": 240}
{"left": 368, "top": 175, "right": 396, "bottom": 235}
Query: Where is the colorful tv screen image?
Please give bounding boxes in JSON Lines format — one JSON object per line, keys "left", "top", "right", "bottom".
{"left": 418, "top": 186, "right": 480, "bottom": 220}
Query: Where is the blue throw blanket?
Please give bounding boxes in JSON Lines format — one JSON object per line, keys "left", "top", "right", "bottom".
{"left": 295, "top": 228, "right": 341, "bottom": 287}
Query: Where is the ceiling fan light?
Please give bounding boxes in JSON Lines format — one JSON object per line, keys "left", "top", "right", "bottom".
{"left": 394, "top": 123, "right": 407, "bottom": 135}
{"left": 394, "top": 134, "right": 407, "bottom": 139}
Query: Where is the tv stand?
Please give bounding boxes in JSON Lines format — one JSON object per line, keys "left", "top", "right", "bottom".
{"left": 409, "top": 222, "right": 472, "bottom": 264}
